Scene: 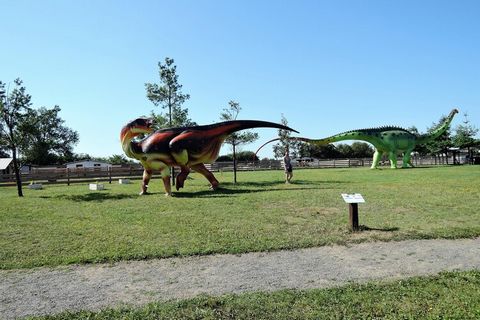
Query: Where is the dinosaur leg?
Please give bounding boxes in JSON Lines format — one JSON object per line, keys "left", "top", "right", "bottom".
{"left": 190, "top": 163, "right": 219, "bottom": 190}
{"left": 388, "top": 151, "right": 398, "bottom": 169}
{"left": 402, "top": 148, "right": 415, "bottom": 168}
{"left": 371, "top": 150, "right": 382, "bottom": 169}
{"left": 176, "top": 165, "right": 191, "bottom": 191}
{"left": 140, "top": 169, "right": 153, "bottom": 195}
{"left": 161, "top": 175, "right": 172, "bottom": 196}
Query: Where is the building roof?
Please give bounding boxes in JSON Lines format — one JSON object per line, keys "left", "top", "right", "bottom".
{"left": 0, "top": 158, "right": 13, "bottom": 170}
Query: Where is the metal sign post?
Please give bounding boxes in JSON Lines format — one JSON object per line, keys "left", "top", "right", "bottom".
{"left": 341, "top": 193, "right": 365, "bottom": 232}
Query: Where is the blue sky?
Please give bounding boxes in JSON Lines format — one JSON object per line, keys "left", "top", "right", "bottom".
{"left": 1, "top": 0, "right": 479, "bottom": 159}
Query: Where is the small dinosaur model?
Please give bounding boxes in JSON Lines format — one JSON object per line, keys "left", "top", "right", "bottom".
{"left": 121, "top": 118, "right": 298, "bottom": 195}
{"left": 254, "top": 109, "right": 459, "bottom": 169}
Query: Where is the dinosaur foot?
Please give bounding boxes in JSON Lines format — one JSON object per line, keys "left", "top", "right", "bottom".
{"left": 175, "top": 176, "right": 186, "bottom": 191}
{"left": 209, "top": 183, "right": 219, "bottom": 190}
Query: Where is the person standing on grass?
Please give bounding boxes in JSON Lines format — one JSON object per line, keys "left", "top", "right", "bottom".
{"left": 283, "top": 148, "right": 293, "bottom": 183}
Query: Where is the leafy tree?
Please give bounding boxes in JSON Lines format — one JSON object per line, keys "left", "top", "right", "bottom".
{"left": 307, "top": 144, "right": 340, "bottom": 159}
{"left": 0, "top": 79, "right": 32, "bottom": 197}
{"left": 424, "top": 115, "right": 454, "bottom": 164}
{"left": 351, "top": 142, "right": 374, "bottom": 158}
{"left": 19, "top": 106, "right": 79, "bottom": 165}
{"left": 220, "top": 101, "right": 258, "bottom": 183}
{"left": 272, "top": 114, "right": 299, "bottom": 158}
{"left": 217, "top": 151, "right": 259, "bottom": 162}
{"left": 336, "top": 144, "right": 354, "bottom": 158}
{"left": 453, "top": 113, "right": 479, "bottom": 164}
{"left": 145, "top": 57, "right": 195, "bottom": 185}
{"left": 107, "top": 154, "right": 136, "bottom": 165}
{"left": 145, "top": 57, "right": 195, "bottom": 129}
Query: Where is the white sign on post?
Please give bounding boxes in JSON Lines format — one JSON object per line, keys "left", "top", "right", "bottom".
{"left": 341, "top": 193, "right": 365, "bottom": 204}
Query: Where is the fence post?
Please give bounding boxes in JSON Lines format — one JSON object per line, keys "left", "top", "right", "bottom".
{"left": 108, "top": 167, "right": 112, "bottom": 184}
{"left": 67, "top": 168, "right": 70, "bottom": 186}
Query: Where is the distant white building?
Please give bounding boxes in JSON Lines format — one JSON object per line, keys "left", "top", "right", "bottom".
{"left": 65, "top": 160, "right": 112, "bottom": 170}
{"left": 0, "top": 158, "right": 13, "bottom": 174}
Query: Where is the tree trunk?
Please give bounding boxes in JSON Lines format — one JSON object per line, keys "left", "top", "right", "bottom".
{"left": 12, "top": 148, "right": 23, "bottom": 197}
{"left": 233, "top": 143, "right": 237, "bottom": 184}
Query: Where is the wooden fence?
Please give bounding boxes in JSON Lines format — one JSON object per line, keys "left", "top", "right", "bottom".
{"left": 0, "top": 156, "right": 460, "bottom": 186}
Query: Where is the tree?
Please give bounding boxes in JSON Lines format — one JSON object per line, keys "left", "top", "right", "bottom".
{"left": 217, "top": 151, "right": 259, "bottom": 162}
{"left": 19, "top": 106, "right": 79, "bottom": 165}
{"left": 453, "top": 113, "right": 479, "bottom": 164}
{"left": 220, "top": 100, "right": 258, "bottom": 183}
{"left": 145, "top": 57, "right": 195, "bottom": 129}
{"left": 424, "top": 116, "right": 454, "bottom": 164}
{"left": 336, "top": 144, "right": 354, "bottom": 158}
{"left": 0, "top": 79, "right": 32, "bottom": 197}
{"left": 308, "top": 144, "right": 340, "bottom": 159}
{"left": 145, "top": 57, "right": 195, "bottom": 185}
{"left": 107, "top": 154, "right": 136, "bottom": 165}
{"left": 350, "top": 142, "right": 374, "bottom": 158}
{"left": 272, "top": 114, "right": 299, "bottom": 158}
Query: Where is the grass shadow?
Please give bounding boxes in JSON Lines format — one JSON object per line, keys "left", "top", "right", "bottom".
{"left": 40, "top": 192, "right": 139, "bottom": 202}
{"left": 216, "top": 179, "right": 350, "bottom": 188}
{"left": 359, "top": 225, "right": 400, "bottom": 232}
{"left": 173, "top": 186, "right": 332, "bottom": 198}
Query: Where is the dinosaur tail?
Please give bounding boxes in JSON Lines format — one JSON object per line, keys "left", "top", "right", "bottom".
{"left": 196, "top": 120, "right": 299, "bottom": 136}
{"left": 305, "top": 131, "right": 373, "bottom": 145}
{"left": 254, "top": 136, "right": 313, "bottom": 159}
{"left": 416, "top": 108, "right": 459, "bottom": 144}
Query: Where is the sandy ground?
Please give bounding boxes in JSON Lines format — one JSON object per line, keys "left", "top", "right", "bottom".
{"left": 1, "top": 237, "right": 479, "bottom": 319}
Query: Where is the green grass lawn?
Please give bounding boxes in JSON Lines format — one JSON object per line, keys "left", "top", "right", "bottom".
{"left": 31, "top": 270, "right": 480, "bottom": 319}
{"left": 1, "top": 166, "right": 479, "bottom": 269}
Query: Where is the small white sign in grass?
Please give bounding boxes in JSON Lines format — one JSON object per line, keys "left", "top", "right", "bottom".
{"left": 28, "top": 183, "right": 43, "bottom": 190}
{"left": 118, "top": 178, "right": 130, "bottom": 184}
{"left": 89, "top": 183, "right": 104, "bottom": 191}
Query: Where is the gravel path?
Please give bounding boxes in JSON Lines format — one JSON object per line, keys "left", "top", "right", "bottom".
{"left": 1, "top": 237, "right": 480, "bottom": 319}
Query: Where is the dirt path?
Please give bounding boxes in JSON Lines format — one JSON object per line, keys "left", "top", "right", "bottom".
{"left": 1, "top": 237, "right": 479, "bottom": 319}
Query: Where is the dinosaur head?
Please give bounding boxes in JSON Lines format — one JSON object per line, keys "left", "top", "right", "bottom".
{"left": 126, "top": 117, "right": 155, "bottom": 134}
{"left": 450, "top": 108, "right": 459, "bottom": 117}
{"left": 120, "top": 117, "right": 155, "bottom": 142}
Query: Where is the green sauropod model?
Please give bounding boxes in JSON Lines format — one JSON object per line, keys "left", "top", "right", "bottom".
{"left": 255, "top": 109, "right": 459, "bottom": 169}
{"left": 312, "top": 109, "right": 459, "bottom": 169}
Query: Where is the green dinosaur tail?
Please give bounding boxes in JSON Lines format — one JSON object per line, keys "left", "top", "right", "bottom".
{"left": 416, "top": 108, "right": 459, "bottom": 144}
{"left": 307, "top": 129, "right": 383, "bottom": 145}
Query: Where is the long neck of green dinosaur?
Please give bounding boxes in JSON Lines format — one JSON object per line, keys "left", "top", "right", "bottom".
{"left": 120, "top": 127, "right": 141, "bottom": 159}
{"left": 416, "top": 109, "right": 458, "bottom": 144}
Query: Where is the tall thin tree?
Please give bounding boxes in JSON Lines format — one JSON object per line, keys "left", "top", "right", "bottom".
{"left": 0, "top": 79, "right": 32, "bottom": 197}
{"left": 145, "top": 57, "right": 193, "bottom": 185}
{"left": 220, "top": 101, "right": 258, "bottom": 183}
{"left": 272, "top": 114, "right": 299, "bottom": 158}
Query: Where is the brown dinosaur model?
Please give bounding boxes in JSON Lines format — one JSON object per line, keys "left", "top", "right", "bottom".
{"left": 121, "top": 118, "right": 298, "bottom": 195}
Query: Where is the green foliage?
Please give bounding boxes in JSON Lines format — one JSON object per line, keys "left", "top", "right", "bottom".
{"left": 0, "top": 78, "right": 33, "bottom": 196}
{"left": 145, "top": 57, "right": 195, "bottom": 129}
{"left": 217, "top": 151, "right": 259, "bottom": 161}
{"left": 272, "top": 114, "right": 300, "bottom": 158}
{"left": 32, "top": 271, "right": 480, "bottom": 319}
{"left": 351, "top": 141, "right": 374, "bottom": 158}
{"left": 453, "top": 113, "right": 478, "bottom": 149}
{"left": 219, "top": 101, "right": 259, "bottom": 149}
{"left": 19, "top": 106, "right": 79, "bottom": 165}
{"left": 1, "top": 166, "right": 479, "bottom": 270}
{"left": 424, "top": 115, "right": 454, "bottom": 159}
{"left": 89, "top": 154, "right": 136, "bottom": 165}
{"left": 307, "top": 142, "right": 373, "bottom": 159}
